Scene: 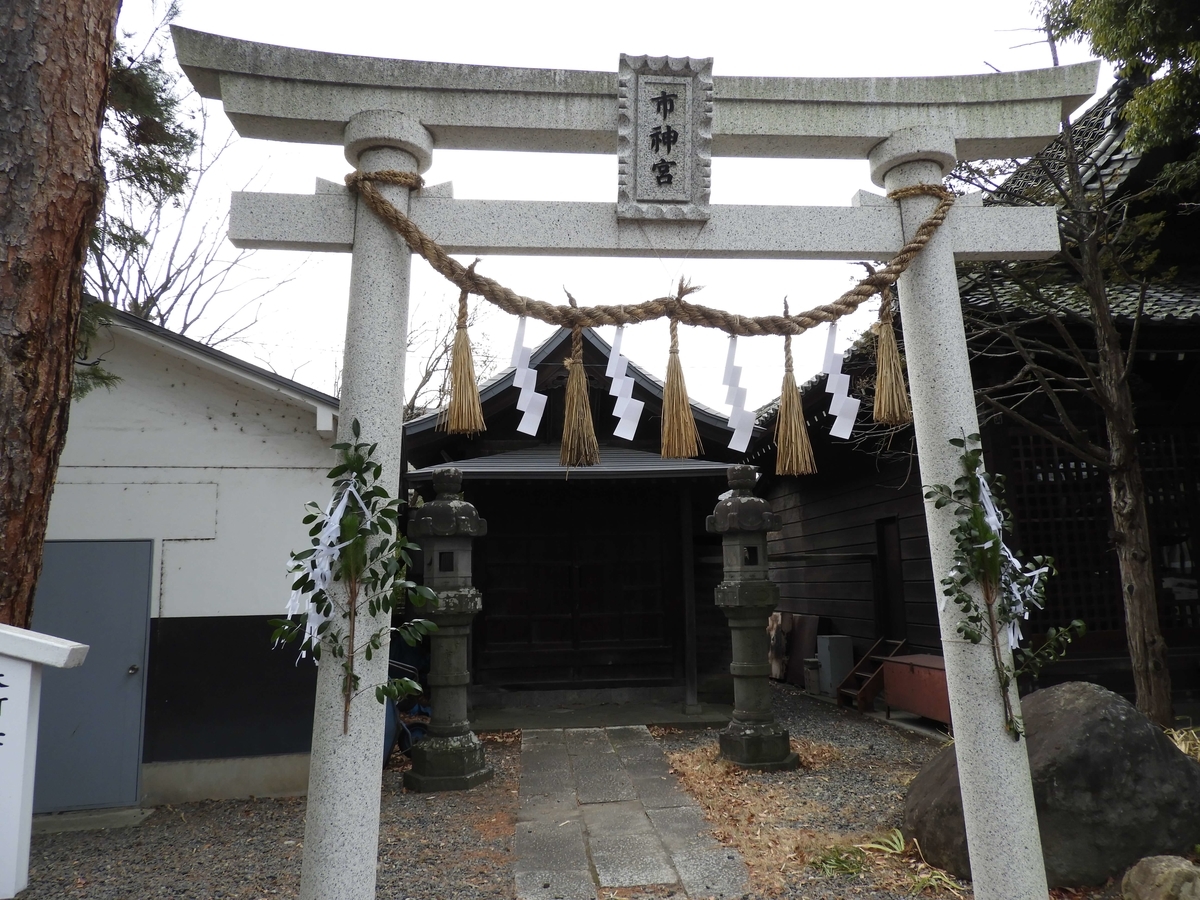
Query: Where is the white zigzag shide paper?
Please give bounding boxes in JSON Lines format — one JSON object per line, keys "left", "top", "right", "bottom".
{"left": 722, "top": 336, "right": 755, "bottom": 452}
{"left": 509, "top": 317, "right": 546, "bottom": 436}
{"left": 823, "top": 323, "right": 860, "bottom": 440}
{"left": 607, "top": 326, "right": 644, "bottom": 440}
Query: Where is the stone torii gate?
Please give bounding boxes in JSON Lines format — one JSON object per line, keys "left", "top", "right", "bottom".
{"left": 173, "top": 26, "right": 1098, "bottom": 900}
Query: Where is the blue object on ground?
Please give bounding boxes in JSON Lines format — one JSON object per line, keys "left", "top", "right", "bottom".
{"left": 384, "top": 697, "right": 399, "bottom": 766}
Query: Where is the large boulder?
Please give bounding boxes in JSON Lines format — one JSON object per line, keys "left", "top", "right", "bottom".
{"left": 1122, "top": 856, "right": 1200, "bottom": 900}
{"left": 904, "top": 682, "right": 1200, "bottom": 887}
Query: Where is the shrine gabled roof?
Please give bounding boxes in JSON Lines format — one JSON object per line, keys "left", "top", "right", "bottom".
{"left": 404, "top": 325, "right": 737, "bottom": 436}
{"left": 407, "top": 444, "right": 730, "bottom": 481}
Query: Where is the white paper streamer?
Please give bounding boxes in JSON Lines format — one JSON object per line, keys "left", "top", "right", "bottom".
{"left": 607, "top": 327, "right": 645, "bottom": 440}
{"left": 722, "top": 336, "right": 755, "bottom": 452}
{"left": 939, "top": 472, "right": 1050, "bottom": 649}
{"left": 822, "top": 324, "right": 860, "bottom": 440}
{"left": 285, "top": 484, "right": 370, "bottom": 658}
{"left": 510, "top": 317, "right": 546, "bottom": 436}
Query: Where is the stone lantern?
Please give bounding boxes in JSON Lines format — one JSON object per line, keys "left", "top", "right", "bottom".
{"left": 706, "top": 465, "right": 799, "bottom": 771}
{"left": 403, "top": 467, "right": 492, "bottom": 791}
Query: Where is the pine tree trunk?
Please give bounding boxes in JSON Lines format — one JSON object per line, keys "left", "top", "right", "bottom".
{"left": 1087, "top": 276, "right": 1174, "bottom": 726}
{"left": 0, "top": 1, "right": 120, "bottom": 628}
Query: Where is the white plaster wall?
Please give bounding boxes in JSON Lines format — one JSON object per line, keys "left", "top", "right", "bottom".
{"left": 58, "top": 335, "right": 331, "bottom": 470}
{"left": 47, "top": 328, "right": 336, "bottom": 618}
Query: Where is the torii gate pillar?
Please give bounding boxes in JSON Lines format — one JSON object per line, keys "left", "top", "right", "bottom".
{"left": 871, "top": 127, "right": 1049, "bottom": 899}
{"left": 299, "top": 110, "right": 432, "bottom": 900}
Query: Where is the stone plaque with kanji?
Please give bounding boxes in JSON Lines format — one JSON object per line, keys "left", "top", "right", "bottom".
{"left": 617, "top": 54, "right": 712, "bottom": 221}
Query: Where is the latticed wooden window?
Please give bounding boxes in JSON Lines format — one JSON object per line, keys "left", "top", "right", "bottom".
{"left": 1004, "top": 427, "right": 1200, "bottom": 635}
{"left": 1004, "top": 433, "right": 1123, "bottom": 632}
{"left": 1141, "top": 428, "right": 1200, "bottom": 630}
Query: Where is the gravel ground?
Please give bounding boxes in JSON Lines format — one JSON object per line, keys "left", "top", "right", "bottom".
{"left": 25, "top": 732, "right": 520, "bottom": 900}
{"left": 27, "top": 686, "right": 1089, "bottom": 900}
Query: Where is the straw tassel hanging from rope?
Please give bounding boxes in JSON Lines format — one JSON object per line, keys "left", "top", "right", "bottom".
{"left": 872, "top": 286, "right": 913, "bottom": 426}
{"left": 560, "top": 325, "right": 600, "bottom": 467}
{"left": 775, "top": 300, "right": 817, "bottom": 476}
{"left": 660, "top": 319, "right": 703, "bottom": 459}
{"left": 439, "top": 282, "right": 486, "bottom": 435}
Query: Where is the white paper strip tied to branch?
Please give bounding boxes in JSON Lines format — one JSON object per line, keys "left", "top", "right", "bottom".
{"left": 722, "top": 336, "right": 755, "bottom": 453}
{"left": 285, "top": 484, "right": 369, "bottom": 658}
{"left": 977, "top": 474, "right": 1051, "bottom": 648}
{"left": 606, "top": 326, "right": 645, "bottom": 440}
{"left": 822, "top": 324, "right": 861, "bottom": 440}
{"left": 510, "top": 317, "right": 547, "bottom": 436}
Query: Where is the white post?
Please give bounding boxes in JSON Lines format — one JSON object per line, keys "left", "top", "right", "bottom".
{"left": 0, "top": 624, "right": 88, "bottom": 899}
{"left": 298, "top": 110, "right": 433, "bottom": 900}
{"left": 869, "top": 127, "right": 1049, "bottom": 900}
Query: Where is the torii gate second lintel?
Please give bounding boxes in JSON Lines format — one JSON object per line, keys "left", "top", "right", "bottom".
{"left": 171, "top": 26, "right": 1100, "bottom": 900}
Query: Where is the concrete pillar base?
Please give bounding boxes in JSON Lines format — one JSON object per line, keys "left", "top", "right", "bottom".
{"left": 403, "top": 732, "right": 493, "bottom": 792}
{"left": 719, "top": 722, "right": 799, "bottom": 771}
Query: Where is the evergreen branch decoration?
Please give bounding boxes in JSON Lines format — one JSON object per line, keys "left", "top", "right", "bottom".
{"left": 271, "top": 419, "right": 438, "bottom": 733}
{"left": 925, "top": 434, "right": 1084, "bottom": 738}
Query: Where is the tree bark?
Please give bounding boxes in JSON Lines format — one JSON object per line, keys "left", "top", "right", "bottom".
{"left": 1089, "top": 283, "right": 1175, "bottom": 726}
{"left": 1062, "top": 97, "right": 1173, "bottom": 726}
{"left": 0, "top": 1, "right": 120, "bottom": 627}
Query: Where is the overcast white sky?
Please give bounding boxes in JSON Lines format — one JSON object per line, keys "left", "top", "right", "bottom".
{"left": 118, "top": 0, "right": 1109, "bottom": 420}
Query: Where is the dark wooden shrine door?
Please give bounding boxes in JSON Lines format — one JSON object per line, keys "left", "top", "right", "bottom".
{"left": 471, "top": 481, "right": 679, "bottom": 687}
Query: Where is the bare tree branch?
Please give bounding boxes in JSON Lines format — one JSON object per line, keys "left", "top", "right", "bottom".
{"left": 85, "top": 48, "right": 306, "bottom": 348}
{"left": 403, "top": 295, "right": 498, "bottom": 421}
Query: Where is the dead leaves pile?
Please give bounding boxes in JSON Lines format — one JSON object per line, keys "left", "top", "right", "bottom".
{"left": 665, "top": 740, "right": 971, "bottom": 898}
{"left": 665, "top": 739, "right": 848, "bottom": 894}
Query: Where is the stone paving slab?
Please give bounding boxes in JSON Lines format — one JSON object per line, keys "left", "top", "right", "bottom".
{"left": 674, "top": 847, "right": 751, "bottom": 899}
{"left": 573, "top": 767, "right": 637, "bottom": 804}
{"left": 579, "top": 799, "right": 655, "bottom": 834}
{"left": 630, "top": 772, "right": 695, "bottom": 810}
{"left": 604, "top": 729, "right": 662, "bottom": 748}
{"left": 516, "top": 726, "right": 747, "bottom": 899}
{"left": 564, "top": 728, "right": 614, "bottom": 755}
{"left": 522, "top": 729, "right": 568, "bottom": 744}
{"left": 513, "top": 821, "right": 590, "bottom": 873}
{"left": 521, "top": 743, "right": 573, "bottom": 762}
{"left": 520, "top": 771, "right": 577, "bottom": 798}
{"left": 609, "top": 724, "right": 667, "bottom": 763}
{"left": 588, "top": 834, "right": 679, "bottom": 888}
{"left": 515, "top": 870, "right": 599, "bottom": 900}
{"left": 570, "top": 743, "right": 638, "bottom": 803}
{"left": 619, "top": 753, "right": 676, "bottom": 782}
{"left": 646, "top": 805, "right": 723, "bottom": 854}
{"left": 520, "top": 751, "right": 573, "bottom": 772}
{"left": 519, "top": 790, "right": 580, "bottom": 820}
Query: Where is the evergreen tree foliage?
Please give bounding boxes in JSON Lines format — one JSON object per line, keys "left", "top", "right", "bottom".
{"left": 75, "top": 3, "right": 198, "bottom": 398}
{"left": 1045, "top": 0, "right": 1200, "bottom": 188}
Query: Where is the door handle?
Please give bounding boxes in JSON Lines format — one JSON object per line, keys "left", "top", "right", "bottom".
{"left": 127, "top": 664, "right": 140, "bottom": 675}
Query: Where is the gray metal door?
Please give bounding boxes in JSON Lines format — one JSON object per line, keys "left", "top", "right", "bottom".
{"left": 31, "top": 540, "right": 152, "bottom": 812}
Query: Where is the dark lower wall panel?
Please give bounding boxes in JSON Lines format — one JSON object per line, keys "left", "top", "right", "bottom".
{"left": 907, "top": 624, "right": 942, "bottom": 650}
{"left": 144, "top": 615, "right": 317, "bottom": 763}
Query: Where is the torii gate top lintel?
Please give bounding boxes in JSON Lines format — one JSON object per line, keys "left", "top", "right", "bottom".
{"left": 171, "top": 25, "right": 1098, "bottom": 163}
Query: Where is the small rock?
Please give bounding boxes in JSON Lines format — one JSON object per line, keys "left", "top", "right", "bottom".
{"left": 1122, "top": 856, "right": 1200, "bottom": 900}
{"left": 904, "top": 682, "right": 1200, "bottom": 887}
